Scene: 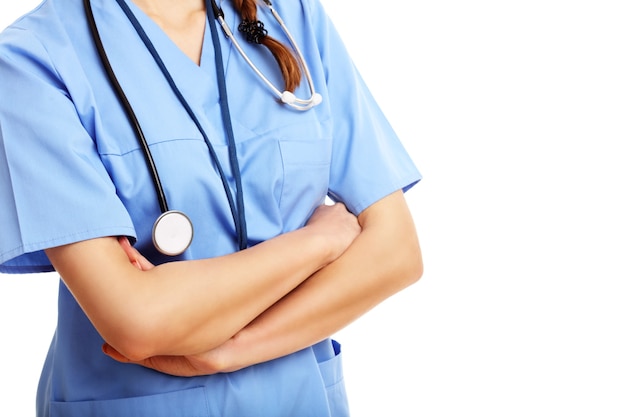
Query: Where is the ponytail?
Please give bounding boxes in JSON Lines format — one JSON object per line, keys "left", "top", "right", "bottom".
{"left": 231, "top": 0, "right": 302, "bottom": 92}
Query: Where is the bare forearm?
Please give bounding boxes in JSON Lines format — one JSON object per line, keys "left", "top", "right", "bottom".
{"left": 219, "top": 192, "right": 423, "bottom": 371}
{"left": 46, "top": 212, "right": 356, "bottom": 360}
{"left": 136, "top": 228, "right": 337, "bottom": 356}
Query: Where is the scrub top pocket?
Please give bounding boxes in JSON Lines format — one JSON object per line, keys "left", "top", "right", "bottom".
{"left": 278, "top": 136, "right": 332, "bottom": 223}
{"left": 316, "top": 340, "right": 350, "bottom": 417}
{"left": 49, "top": 386, "right": 210, "bottom": 417}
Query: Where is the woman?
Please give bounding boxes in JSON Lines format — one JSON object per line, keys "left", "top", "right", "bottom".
{"left": 0, "top": 0, "right": 423, "bottom": 415}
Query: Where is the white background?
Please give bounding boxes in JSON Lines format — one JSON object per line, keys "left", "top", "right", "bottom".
{"left": 1, "top": 1, "right": 625, "bottom": 416}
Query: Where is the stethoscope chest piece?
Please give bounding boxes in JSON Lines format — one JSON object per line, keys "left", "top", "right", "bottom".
{"left": 152, "top": 210, "right": 194, "bottom": 256}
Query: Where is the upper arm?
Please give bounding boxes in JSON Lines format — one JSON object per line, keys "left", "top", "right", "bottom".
{"left": 357, "top": 190, "right": 423, "bottom": 282}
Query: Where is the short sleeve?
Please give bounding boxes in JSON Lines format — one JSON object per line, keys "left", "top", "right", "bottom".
{"left": 0, "top": 28, "right": 135, "bottom": 273}
{"left": 309, "top": 0, "right": 422, "bottom": 215}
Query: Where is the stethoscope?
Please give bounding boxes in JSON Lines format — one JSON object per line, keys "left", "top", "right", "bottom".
{"left": 210, "top": 0, "right": 322, "bottom": 111}
{"left": 83, "top": 0, "right": 322, "bottom": 256}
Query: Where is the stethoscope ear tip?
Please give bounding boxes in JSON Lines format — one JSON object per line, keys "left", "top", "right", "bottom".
{"left": 280, "top": 91, "right": 323, "bottom": 109}
{"left": 280, "top": 91, "right": 296, "bottom": 104}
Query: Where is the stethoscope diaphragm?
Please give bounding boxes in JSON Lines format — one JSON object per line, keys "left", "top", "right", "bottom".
{"left": 152, "top": 210, "right": 194, "bottom": 256}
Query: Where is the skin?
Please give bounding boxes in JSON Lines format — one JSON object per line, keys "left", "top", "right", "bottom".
{"left": 45, "top": 0, "right": 424, "bottom": 377}
{"left": 131, "top": 0, "right": 207, "bottom": 64}
{"left": 122, "top": 191, "right": 421, "bottom": 376}
{"left": 47, "top": 202, "right": 362, "bottom": 359}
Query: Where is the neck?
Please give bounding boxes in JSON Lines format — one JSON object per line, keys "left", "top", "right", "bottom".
{"left": 130, "top": 0, "right": 206, "bottom": 16}
{"left": 130, "top": 0, "right": 208, "bottom": 65}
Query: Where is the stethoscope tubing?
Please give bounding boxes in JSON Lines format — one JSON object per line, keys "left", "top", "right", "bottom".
{"left": 205, "top": 0, "right": 248, "bottom": 250}
{"left": 265, "top": 2, "right": 319, "bottom": 104}
{"left": 115, "top": 0, "right": 248, "bottom": 251}
{"left": 83, "top": 0, "right": 248, "bottom": 253}
{"left": 210, "top": 0, "right": 322, "bottom": 111}
{"left": 83, "top": 0, "right": 323, "bottom": 253}
{"left": 83, "top": 0, "right": 169, "bottom": 214}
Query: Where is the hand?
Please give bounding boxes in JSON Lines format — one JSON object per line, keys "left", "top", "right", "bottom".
{"left": 117, "top": 236, "right": 154, "bottom": 271}
{"left": 305, "top": 202, "right": 361, "bottom": 262}
{"left": 102, "top": 343, "right": 230, "bottom": 377}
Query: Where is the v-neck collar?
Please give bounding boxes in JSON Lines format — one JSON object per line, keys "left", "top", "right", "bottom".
{"left": 117, "top": 0, "right": 238, "bottom": 75}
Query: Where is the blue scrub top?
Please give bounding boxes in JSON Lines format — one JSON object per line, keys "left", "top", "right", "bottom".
{"left": 0, "top": 0, "right": 421, "bottom": 416}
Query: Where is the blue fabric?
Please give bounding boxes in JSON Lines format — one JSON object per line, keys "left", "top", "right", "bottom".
{"left": 0, "top": 0, "right": 421, "bottom": 415}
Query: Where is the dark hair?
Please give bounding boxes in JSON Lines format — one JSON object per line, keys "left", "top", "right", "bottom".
{"left": 231, "top": 0, "right": 302, "bottom": 92}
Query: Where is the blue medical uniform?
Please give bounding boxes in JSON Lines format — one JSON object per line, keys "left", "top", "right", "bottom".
{"left": 0, "top": 0, "right": 421, "bottom": 415}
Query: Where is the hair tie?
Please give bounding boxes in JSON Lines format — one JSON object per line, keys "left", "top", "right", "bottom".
{"left": 238, "top": 19, "right": 268, "bottom": 44}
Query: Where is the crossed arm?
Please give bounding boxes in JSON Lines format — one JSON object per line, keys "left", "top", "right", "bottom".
{"left": 46, "top": 190, "right": 422, "bottom": 376}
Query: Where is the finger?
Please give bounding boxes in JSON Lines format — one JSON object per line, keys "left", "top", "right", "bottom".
{"left": 117, "top": 235, "right": 132, "bottom": 252}
{"left": 117, "top": 236, "right": 155, "bottom": 271}
{"left": 117, "top": 236, "right": 140, "bottom": 268}
{"left": 133, "top": 251, "right": 155, "bottom": 271}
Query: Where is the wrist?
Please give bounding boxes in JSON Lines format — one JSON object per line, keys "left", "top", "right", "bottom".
{"left": 298, "top": 225, "right": 340, "bottom": 268}
{"left": 212, "top": 331, "right": 252, "bottom": 373}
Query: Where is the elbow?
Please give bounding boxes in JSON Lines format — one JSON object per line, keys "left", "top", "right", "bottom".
{"left": 397, "top": 236, "right": 424, "bottom": 288}
{"left": 98, "top": 306, "right": 171, "bottom": 362}
{"left": 101, "top": 305, "right": 227, "bottom": 362}
{"left": 103, "top": 320, "right": 160, "bottom": 362}
{"left": 406, "top": 250, "right": 424, "bottom": 286}
{"left": 108, "top": 336, "right": 157, "bottom": 362}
